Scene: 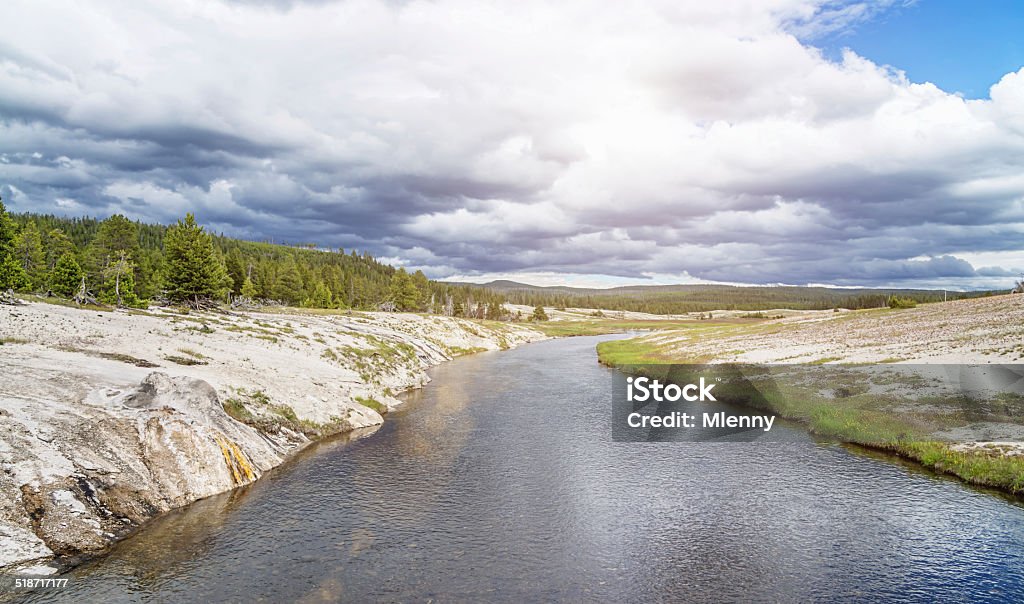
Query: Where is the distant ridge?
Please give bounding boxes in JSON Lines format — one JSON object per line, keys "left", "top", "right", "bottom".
{"left": 446, "top": 279, "right": 1000, "bottom": 314}
{"left": 455, "top": 279, "right": 965, "bottom": 297}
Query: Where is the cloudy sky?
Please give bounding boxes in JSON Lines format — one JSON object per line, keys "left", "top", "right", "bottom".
{"left": 1, "top": 0, "right": 1023, "bottom": 289}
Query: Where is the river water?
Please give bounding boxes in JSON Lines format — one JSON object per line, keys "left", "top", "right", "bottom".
{"left": 19, "top": 335, "right": 1024, "bottom": 602}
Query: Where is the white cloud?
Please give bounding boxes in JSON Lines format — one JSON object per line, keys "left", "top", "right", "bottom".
{"left": 0, "top": 0, "right": 1022, "bottom": 287}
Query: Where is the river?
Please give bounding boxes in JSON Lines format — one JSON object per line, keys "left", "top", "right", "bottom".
{"left": 18, "top": 335, "right": 1024, "bottom": 602}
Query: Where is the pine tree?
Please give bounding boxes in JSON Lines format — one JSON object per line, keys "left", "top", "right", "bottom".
{"left": 388, "top": 268, "right": 420, "bottom": 311}
{"left": 12, "top": 220, "right": 45, "bottom": 289}
{"left": 0, "top": 198, "right": 30, "bottom": 291}
{"left": 273, "top": 257, "right": 304, "bottom": 304}
{"left": 240, "top": 276, "right": 257, "bottom": 298}
{"left": 163, "top": 213, "right": 230, "bottom": 306}
{"left": 136, "top": 249, "right": 162, "bottom": 299}
{"left": 86, "top": 214, "right": 140, "bottom": 281}
{"left": 99, "top": 251, "right": 143, "bottom": 307}
{"left": 50, "top": 253, "right": 83, "bottom": 297}
{"left": 531, "top": 305, "right": 549, "bottom": 321}
{"left": 225, "top": 250, "right": 245, "bottom": 294}
{"left": 486, "top": 300, "right": 504, "bottom": 320}
{"left": 0, "top": 196, "right": 15, "bottom": 259}
{"left": 412, "top": 270, "right": 430, "bottom": 311}
{"left": 44, "top": 228, "right": 77, "bottom": 272}
{"left": 0, "top": 254, "right": 29, "bottom": 291}
{"left": 304, "top": 280, "right": 333, "bottom": 308}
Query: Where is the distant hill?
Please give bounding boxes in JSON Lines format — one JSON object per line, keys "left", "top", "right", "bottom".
{"left": 451, "top": 279, "right": 999, "bottom": 314}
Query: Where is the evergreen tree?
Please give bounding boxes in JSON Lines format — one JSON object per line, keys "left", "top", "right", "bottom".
{"left": 0, "top": 196, "right": 15, "bottom": 259}
{"left": 273, "top": 257, "right": 304, "bottom": 304}
{"left": 304, "top": 280, "right": 333, "bottom": 308}
{"left": 240, "top": 276, "right": 258, "bottom": 298}
{"left": 0, "top": 199, "right": 30, "bottom": 291}
{"left": 163, "top": 213, "right": 230, "bottom": 305}
{"left": 531, "top": 305, "right": 549, "bottom": 321}
{"left": 50, "top": 253, "right": 83, "bottom": 297}
{"left": 0, "top": 254, "right": 29, "bottom": 291}
{"left": 412, "top": 269, "right": 430, "bottom": 310}
{"left": 225, "top": 250, "right": 245, "bottom": 294}
{"left": 136, "top": 249, "right": 162, "bottom": 299}
{"left": 99, "top": 251, "right": 143, "bottom": 307}
{"left": 388, "top": 268, "right": 420, "bottom": 311}
{"left": 44, "top": 228, "right": 77, "bottom": 272}
{"left": 255, "top": 261, "right": 275, "bottom": 299}
{"left": 86, "top": 214, "right": 140, "bottom": 279}
{"left": 12, "top": 220, "right": 45, "bottom": 289}
{"left": 485, "top": 300, "right": 504, "bottom": 320}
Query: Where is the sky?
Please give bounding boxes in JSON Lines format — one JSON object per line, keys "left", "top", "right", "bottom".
{"left": 1, "top": 0, "right": 1023, "bottom": 290}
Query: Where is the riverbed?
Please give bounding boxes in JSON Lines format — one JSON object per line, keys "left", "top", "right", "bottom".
{"left": 14, "top": 335, "right": 1024, "bottom": 602}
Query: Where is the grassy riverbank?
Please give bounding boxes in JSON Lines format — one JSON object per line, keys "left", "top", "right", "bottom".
{"left": 597, "top": 296, "right": 1024, "bottom": 496}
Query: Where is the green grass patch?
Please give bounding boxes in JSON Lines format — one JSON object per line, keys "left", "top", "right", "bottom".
{"left": 223, "top": 388, "right": 329, "bottom": 438}
{"left": 449, "top": 346, "right": 488, "bottom": 357}
{"left": 535, "top": 318, "right": 719, "bottom": 338}
{"left": 333, "top": 334, "right": 419, "bottom": 382}
{"left": 164, "top": 354, "right": 208, "bottom": 366}
{"left": 54, "top": 347, "right": 160, "bottom": 367}
{"left": 354, "top": 396, "right": 388, "bottom": 415}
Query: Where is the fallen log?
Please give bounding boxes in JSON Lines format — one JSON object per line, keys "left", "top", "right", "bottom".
{"left": 0, "top": 289, "right": 25, "bottom": 306}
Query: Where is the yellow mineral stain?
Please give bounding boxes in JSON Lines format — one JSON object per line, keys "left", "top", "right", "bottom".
{"left": 217, "top": 436, "right": 257, "bottom": 485}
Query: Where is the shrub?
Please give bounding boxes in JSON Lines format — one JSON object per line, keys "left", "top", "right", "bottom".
{"left": 887, "top": 296, "right": 917, "bottom": 309}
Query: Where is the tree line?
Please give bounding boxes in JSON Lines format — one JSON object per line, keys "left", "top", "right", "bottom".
{"left": 490, "top": 283, "right": 996, "bottom": 313}
{"left": 0, "top": 201, "right": 522, "bottom": 317}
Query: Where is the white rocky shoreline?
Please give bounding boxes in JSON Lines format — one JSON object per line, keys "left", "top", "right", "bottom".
{"left": 0, "top": 300, "right": 544, "bottom": 573}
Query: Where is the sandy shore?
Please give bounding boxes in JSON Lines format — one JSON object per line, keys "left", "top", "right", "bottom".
{"left": 0, "top": 301, "right": 543, "bottom": 572}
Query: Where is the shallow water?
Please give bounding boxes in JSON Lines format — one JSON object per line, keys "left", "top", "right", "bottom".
{"left": 18, "top": 335, "right": 1024, "bottom": 602}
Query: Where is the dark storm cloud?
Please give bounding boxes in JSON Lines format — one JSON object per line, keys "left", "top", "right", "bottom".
{"left": 1, "top": 0, "right": 1023, "bottom": 288}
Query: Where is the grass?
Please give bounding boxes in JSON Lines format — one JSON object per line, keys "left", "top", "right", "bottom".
{"left": 223, "top": 388, "right": 332, "bottom": 438}
{"left": 594, "top": 319, "right": 777, "bottom": 364}
{"left": 97, "top": 352, "right": 160, "bottom": 367}
{"left": 164, "top": 354, "right": 208, "bottom": 366}
{"left": 332, "top": 334, "right": 419, "bottom": 383}
{"left": 534, "top": 318, "right": 726, "bottom": 338}
{"left": 55, "top": 346, "right": 160, "bottom": 367}
{"left": 0, "top": 336, "right": 30, "bottom": 345}
{"left": 354, "top": 396, "right": 388, "bottom": 415}
{"left": 449, "top": 346, "right": 488, "bottom": 357}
